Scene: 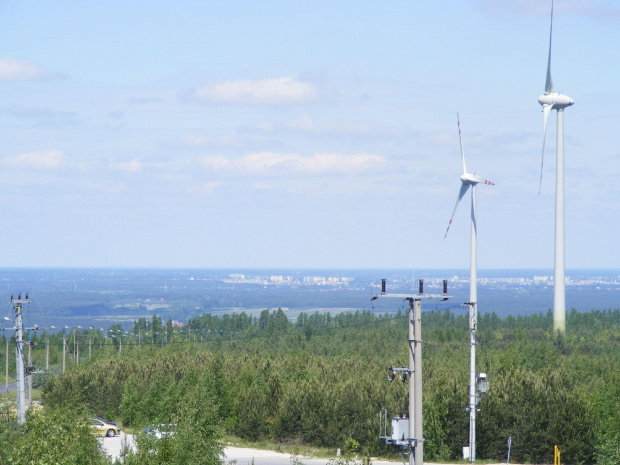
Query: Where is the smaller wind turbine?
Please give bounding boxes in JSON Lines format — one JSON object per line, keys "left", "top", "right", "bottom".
{"left": 444, "top": 113, "right": 493, "bottom": 464}
{"left": 444, "top": 114, "right": 494, "bottom": 242}
{"left": 537, "top": 0, "right": 574, "bottom": 335}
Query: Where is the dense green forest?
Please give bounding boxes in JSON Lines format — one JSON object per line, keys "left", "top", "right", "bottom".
{"left": 2, "top": 308, "right": 620, "bottom": 464}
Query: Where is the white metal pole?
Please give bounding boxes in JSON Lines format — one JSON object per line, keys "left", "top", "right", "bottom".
{"left": 413, "top": 299, "right": 423, "bottom": 465}
{"left": 471, "top": 186, "right": 478, "bottom": 327}
{"left": 554, "top": 108, "right": 566, "bottom": 335}
{"left": 469, "top": 186, "right": 478, "bottom": 463}
{"left": 408, "top": 299, "right": 415, "bottom": 465}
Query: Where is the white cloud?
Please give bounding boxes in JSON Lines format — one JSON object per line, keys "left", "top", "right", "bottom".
{"left": 201, "top": 155, "right": 233, "bottom": 170}
{"left": 3, "top": 150, "right": 64, "bottom": 169}
{"left": 201, "top": 152, "right": 388, "bottom": 175}
{"left": 110, "top": 160, "right": 142, "bottom": 173}
{"left": 0, "top": 58, "right": 49, "bottom": 80}
{"left": 286, "top": 114, "right": 318, "bottom": 131}
{"left": 195, "top": 76, "right": 318, "bottom": 104}
{"left": 202, "top": 182, "right": 221, "bottom": 193}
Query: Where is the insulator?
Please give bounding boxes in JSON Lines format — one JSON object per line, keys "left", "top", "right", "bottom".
{"left": 443, "top": 279, "right": 448, "bottom": 294}
{"left": 418, "top": 279, "right": 424, "bottom": 294}
{"left": 381, "top": 279, "right": 386, "bottom": 294}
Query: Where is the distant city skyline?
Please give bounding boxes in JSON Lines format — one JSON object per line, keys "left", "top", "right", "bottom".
{"left": 2, "top": 267, "right": 619, "bottom": 330}
{"left": 0, "top": 1, "right": 618, "bottom": 269}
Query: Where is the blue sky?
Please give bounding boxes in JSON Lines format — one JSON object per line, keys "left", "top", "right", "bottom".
{"left": 0, "top": 0, "right": 618, "bottom": 269}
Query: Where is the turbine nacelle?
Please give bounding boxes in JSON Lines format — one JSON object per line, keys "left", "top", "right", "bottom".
{"left": 460, "top": 173, "right": 494, "bottom": 186}
{"left": 538, "top": 92, "right": 574, "bottom": 110}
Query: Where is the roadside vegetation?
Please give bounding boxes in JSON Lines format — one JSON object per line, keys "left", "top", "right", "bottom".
{"left": 2, "top": 308, "right": 620, "bottom": 463}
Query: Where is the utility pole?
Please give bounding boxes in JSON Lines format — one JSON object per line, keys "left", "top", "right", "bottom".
{"left": 14, "top": 296, "right": 26, "bottom": 424}
{"left": 47, "top": 327, "right": 54, "bottom": 371}
{"left": 377, "top": 279, "right": 450, "bottom": 465}
{"left": 62, "top": 327, "right": 68, "bottom": 374}
{"left": 27, "top": 337, "right": 32, "bottom": 406}
{"left": 5, "top": 337, "right": 8, "bottom": 394}
{"left": 10, "top": 294, "right": 31, "bottom": 424}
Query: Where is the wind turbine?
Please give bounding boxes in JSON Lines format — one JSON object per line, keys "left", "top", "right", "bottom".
{"left": 538, "top": 0, "right": 574, "bottom": 335}
{"left": 444, "top": 113, "right": 493, "bottom": 463}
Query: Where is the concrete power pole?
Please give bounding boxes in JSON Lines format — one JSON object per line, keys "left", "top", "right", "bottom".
{"left": 46, "top": 329, "right": 50, "bottom": 371}
{"left": 377, "top": 279, "right": 450, "bottom": 465}
{"left": 62, "top": 328, "right": 67, "bottom": 374}
{"left": 27, "top": 337, "right": 32, "bottom": 406}
{"left": 11, "top": 295, "right": 30, "bottom": 425}
{"left": 5, "top": 338, "right": 8, "bottom": 394}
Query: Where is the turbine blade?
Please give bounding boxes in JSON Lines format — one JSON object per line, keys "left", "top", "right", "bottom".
{"left": 539, "top": 104, "right": 554, "bottom": 194}
{"left": 545, "top": 0, "right": 554, "bottom": 93}
{"left": 444, "top": 183, "right": 470, "bottom": 239}
{"left": 457, "top": 112, "right": 467, "bottom": 174}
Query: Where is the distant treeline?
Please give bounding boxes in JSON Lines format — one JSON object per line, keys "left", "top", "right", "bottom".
{"left": 6, "top": 307, "right": 620, "bottom": 463}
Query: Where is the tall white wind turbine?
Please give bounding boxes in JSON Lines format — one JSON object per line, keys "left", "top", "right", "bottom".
{"left": 538, "top": 0, "right": 574, "bottom": 335}
{"left": 444, "top": 113, "right": 493, "bottom": 463}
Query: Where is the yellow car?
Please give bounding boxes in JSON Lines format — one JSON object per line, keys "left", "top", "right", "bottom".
{"left": 90, "top": 416, "right": 121, "bottom": 437}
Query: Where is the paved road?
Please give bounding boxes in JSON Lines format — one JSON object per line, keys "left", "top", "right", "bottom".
{"left": 98, "top": 433, "right": 136, "bottom": 462}
{"left": 3, "top": 382, "right": 17, "bottom": 392}
{"left": 100, "top": 436, "right": 515, "bottom": 465}
{"left": 101, "top": 436, "right": 395, "bottom": 465}
{"left": 222, "top": 446, "right": 400, "bottom": 465}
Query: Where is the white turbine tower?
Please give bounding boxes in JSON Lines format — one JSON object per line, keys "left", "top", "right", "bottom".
{"left": 538, "top": 0, "right": 574, "bottom": 335}
{"left": 445, "top": 114, "right": 493, "bottom": 463}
